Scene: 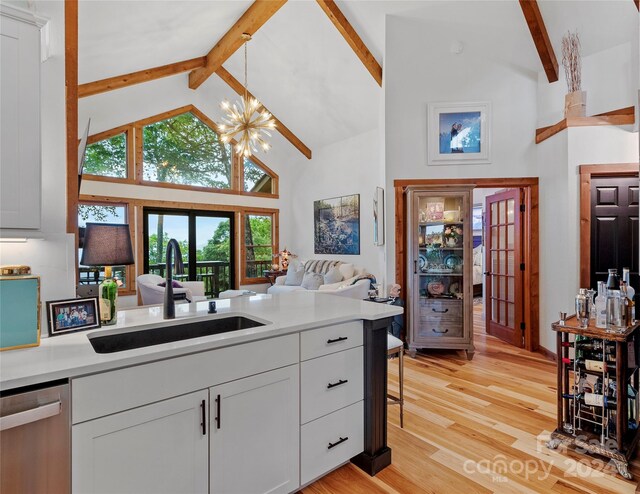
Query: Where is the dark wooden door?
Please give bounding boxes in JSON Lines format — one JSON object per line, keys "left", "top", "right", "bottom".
{"left": 484, "top": 189, "right": 524, "bottom": 347}
{"left": 590, "top": 176, "right": 639, "bottom": 299}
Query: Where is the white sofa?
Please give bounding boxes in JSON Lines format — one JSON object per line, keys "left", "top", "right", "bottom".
{"left": 137, "top": 274, "right": 207, "bottom": 305}
{"left": 267, "top": 260, "right": 372, "bottom": 299}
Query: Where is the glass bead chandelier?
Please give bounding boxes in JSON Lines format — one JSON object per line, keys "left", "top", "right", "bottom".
{"left": 217, "top": 33, "right": 276, "bottom": 157}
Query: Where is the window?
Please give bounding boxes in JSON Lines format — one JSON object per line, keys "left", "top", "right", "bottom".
{"left": 78, "top": 203, "right": 132, "bottom": 291}
{"left": 142, "top": 112, "right": 232, "bottom": 189}
{"left": 143, "top": 208, "right": 234, "bottom": 297}
{"left": 83, "top": 133, "right": 127, "bottom": 178}
{"left": 243, "top": 214, "right": 276, "bottom": 282}
{"left": 243, "top": 157, "right": 274, "bottom": 194}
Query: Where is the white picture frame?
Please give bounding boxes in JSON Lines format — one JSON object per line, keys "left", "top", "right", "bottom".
{"left": 427, "top": 101, "right": 491, "bottom": 165}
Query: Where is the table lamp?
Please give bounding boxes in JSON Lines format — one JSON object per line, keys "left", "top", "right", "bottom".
{"left": 80, "top": 222, "right": 134, "bottom": 325}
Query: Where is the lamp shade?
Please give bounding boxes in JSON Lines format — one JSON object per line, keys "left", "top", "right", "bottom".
{"left": 80, "top": 223, "right": 134, "bottom": 266}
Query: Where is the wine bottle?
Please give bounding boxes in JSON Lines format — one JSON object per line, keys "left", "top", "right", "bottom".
{"left": 621, "top": 282, "right": 631, "bottom": 328}
{"left": 561, "top": 357, "right": 616, "bottom": 373}
{"left": 595, "top": 281, "right": 607, "bottom": 329}
{"left": 623, "top": 268, "right": 636, "bottom": 323}
{"left": 584, "top": 392, "right": 617, "bottom": 409}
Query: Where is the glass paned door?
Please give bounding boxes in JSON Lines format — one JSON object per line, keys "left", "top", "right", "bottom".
{"left": 485, "top": 189, "right": 523, "bottom": 347}
{"left": 144, "top": 209, "right": 234, "bottom": 297}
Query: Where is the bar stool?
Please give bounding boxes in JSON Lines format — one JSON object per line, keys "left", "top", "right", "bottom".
{"left": 387, "top": 334, "right": 404, "bottom": 428}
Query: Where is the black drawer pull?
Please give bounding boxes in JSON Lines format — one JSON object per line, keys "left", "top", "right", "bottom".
{"left": 327, "top": 336, "right": 348, "bottom": 344}
{"left": 327, "top": 379, "right": 349, "bottom": 389}
{"left": 432, "top": 308, "right": 449, "bottom": 313}
{"left": 201, "top": 399, "right": 206, "bottom": 436}
{"left": 215, "top": 394, "right": 221, "bottom": 429}
{"left": 432, "top": 328, "right": 449, "bottom": 334}
{"left": 328, "top": 436, "right": 349, "bottom": 450}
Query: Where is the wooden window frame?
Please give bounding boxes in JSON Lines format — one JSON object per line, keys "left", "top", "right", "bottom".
{"left": 81, "top": 105, "right": 279, "bottom": 198}
{"left": 78, "top": 199, "right": 136, "bottom": 296}
{"left": 240, "top": 211, "right": 279, "bottom": 285}
{"left": 81, "top": 124, "right": 136, "bottom": 184}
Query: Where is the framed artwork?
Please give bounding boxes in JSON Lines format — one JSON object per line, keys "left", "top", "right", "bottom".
{"left": 46, "top": 297, "right": 101, "bottom": 336}
{"left": 373, "top": 187, "right": 384, "bottom": 246}
{"left": 314, "top": 194, "right": 360, "bottom": 255}
{"left": 427, "top": 101, "right": 491, "bottom": 165}
{"left": 472, "top": 205, "right": 483, "bottom": 234}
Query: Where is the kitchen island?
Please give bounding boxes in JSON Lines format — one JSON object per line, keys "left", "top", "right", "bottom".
{"left": 0, "top": 292, "right": 402, "bottom": 493}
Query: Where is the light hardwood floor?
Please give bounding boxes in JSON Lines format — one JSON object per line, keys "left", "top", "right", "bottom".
{"left": 302, "top": 305, "right": 640, "bottom": 493}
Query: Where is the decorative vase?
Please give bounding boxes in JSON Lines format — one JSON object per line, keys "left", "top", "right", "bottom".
{"left": 564, "top": 90, "right": 586, "bottom": 118}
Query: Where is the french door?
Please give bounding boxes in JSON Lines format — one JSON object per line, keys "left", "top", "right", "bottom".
{"left": 143, "top": 208, "right": 235, "bottom": 297}
{"left": 484, "top": 189, "right": 524, "bottom": 347}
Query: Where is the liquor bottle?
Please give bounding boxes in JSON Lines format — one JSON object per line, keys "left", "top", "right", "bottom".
{"left": 595, "top": 281, "right": 607, "bottom": 329}
{"left": 620, "top": 282, "right": 631, "bottom": 328}
{"left": 622, "top": 267, "right": 635, "bottom": 322}
{"left": 607, "top": 269, "right": 620, "bottom": 290}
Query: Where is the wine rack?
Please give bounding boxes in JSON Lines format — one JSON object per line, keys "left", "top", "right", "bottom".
{"left": 549, "top": 316, "right": 640, "bottom": 480}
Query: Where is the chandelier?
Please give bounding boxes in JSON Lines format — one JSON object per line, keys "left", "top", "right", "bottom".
{"left": 217, "top": 34, "right": 276, "bottom": 157}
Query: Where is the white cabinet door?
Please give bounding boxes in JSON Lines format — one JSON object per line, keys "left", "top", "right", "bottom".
{"left": 0, "top": 11, "right": 41, "bottom": 229}
{"left": 210, "top": 365, "right": 299, "bottom": 494}
{"left": 73, "top": 390, "right": 208, "bottom": 494}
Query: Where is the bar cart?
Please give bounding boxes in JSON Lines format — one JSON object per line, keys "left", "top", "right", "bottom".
{"left": 548, "top": 316, "right": 640, "bottom": 479}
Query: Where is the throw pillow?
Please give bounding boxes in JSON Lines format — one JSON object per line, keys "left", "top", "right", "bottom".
{"left": 284, "top": 267, "right": 304, "bottom": 286}
{"left": 157, "top": 280, "right": 183, "bottom": 288}
{"left": 338, "top": 263, "right": 355, "bottom": 280}
{"left": 324, "top": 266, "right": 343, "bottom": 285}
{"left": 301, "top": 272, "right": 324, "bottom": 290}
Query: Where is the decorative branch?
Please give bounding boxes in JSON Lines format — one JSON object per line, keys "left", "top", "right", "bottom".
{"left": 561, "top": 31, "right": 581, "bottom": 93}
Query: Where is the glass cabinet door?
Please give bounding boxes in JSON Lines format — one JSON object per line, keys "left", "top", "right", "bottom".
{"left": 415, "top": 194, "right": 465, "bottom": 306}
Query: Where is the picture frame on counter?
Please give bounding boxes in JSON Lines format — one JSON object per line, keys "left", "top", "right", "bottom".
{"left": 427, "top": 101, "right": 491, "bottom": 165}
{"left": 46, "top": 297, "right": 101, "bottom": 336}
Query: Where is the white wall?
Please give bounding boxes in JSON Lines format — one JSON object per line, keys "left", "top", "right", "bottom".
{"left": 284, "top": 128, "right": 386, "bottom": 284}
{"left": 383, "top": 14, "right": 539, "bottom": 292}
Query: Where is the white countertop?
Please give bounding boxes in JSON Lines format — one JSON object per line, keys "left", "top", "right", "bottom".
{"left": 0, "top": 292, "right": 402, "bottom": 391}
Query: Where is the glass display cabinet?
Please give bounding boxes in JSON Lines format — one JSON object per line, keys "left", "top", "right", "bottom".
{"left": 406, "top": 186, "right": 474, "bottom": 359}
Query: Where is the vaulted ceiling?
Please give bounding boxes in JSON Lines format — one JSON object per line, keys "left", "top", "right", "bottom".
{"left": 76, "top": 0, "right": 638, "bottom": 159}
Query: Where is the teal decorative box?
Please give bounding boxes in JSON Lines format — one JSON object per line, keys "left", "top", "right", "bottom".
{"left": 0, "top": 275, "right": 40, "bottom": 351}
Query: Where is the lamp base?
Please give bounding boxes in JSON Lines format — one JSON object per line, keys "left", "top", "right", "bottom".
{"left": 99, "top": 278, "right": 118, "bottom": 325}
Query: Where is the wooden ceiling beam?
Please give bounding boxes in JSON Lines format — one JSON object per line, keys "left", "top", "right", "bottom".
{"left": 315, "top": 0, "right": 382, "bottom": 86}
{"left": 635, "top": 0, "right": 639, "bottom": 11}
{"left": 519, "top": 0, "right": 559, "bottom": 83}
{"left": 188, "top": 0, "right": 287, "bottom": 90}
{"left": 78, "top": 57, "right": 206, "bottom": 98}
{"left": 215, "top": 67, "right": 312, "bottom": 159}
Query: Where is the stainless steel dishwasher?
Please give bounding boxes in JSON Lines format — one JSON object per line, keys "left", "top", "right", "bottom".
{"left": 0, "top": 380, "right": 70, "bottom": 493}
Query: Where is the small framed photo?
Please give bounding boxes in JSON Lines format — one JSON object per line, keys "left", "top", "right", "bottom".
{"left": 46, "top": 297, "right": 101, "bottom": 336}
{"left": 428, "top": 101, "right": 491, "bottom": 165}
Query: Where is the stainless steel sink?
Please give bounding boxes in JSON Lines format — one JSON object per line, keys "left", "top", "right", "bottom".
{"left": 88, "top": 316, "right": 265, "bottom": 353}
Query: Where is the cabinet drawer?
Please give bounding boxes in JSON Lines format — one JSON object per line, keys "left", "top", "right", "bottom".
{"left": 300, "top": 321, "right": 363, "bottom": 361}
{"left": 300, "top": 346, "right": 363, "bottom": 424}
{"left": 72, "top": 333, "right": 299, "bottom": 424}
{"left": 420, "top": 298, "right": 462, "bottom": 319}
{"left": 300, "top": 401, "right": 364, "bottom": 486}
{"left": 417, "top": 320, "right": 463, "bottom": 339}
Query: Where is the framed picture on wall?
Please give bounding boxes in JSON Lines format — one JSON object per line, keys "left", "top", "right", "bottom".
{"left": 427, "top": 101, "right": 491, "bottom": 165}
{"left": 314, "top": 194, "right": 360, "bottom": 255}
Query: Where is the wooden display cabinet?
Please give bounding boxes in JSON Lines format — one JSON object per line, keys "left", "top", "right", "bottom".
{"left": 405, "top": 186, "right": 474, "bottom": 359}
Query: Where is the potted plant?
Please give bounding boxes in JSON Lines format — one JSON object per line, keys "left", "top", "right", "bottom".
{"left": 562, "top": 31, "right": 585, "bottom": 118}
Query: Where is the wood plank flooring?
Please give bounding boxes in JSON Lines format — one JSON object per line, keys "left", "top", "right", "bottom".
{"left": 302, "top": 305, "right": 640, "bottom": 493}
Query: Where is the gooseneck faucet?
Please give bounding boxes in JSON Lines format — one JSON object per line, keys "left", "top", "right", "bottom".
{"left": 164, "top": 238, "right": 185, "bottom": 320}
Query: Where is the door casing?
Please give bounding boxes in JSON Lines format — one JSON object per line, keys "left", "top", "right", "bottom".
{"left": 394, "top": 177, "right": 539, "bottom": 352}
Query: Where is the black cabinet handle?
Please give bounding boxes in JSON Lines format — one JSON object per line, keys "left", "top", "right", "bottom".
{"left": 432, "top": 308, "right": 449, "bottom": 313}
{"left": 327, "top": 336, "right": 348, "bottom": 344}
{"left": 215, "top": 394, "right": 221, "bottom": 430}
{"left": 432, "top": 328, "right": 449, "bottom": 334}
{"left": 327, "top": 379, "right": 349, "bottom": 389}
{"left": 414, "top": 260, "right": 417, "bottom": 274}
{"left": 328, "top": 436, "right": 349, "bottom": 450}
{"left": 201, "top": 399, "right": 206, "bottom": 435}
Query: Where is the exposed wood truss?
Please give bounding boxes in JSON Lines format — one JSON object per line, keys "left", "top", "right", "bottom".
{"left": 215, "top": 67, "right": 311, "bottom": 159}
{"left": 188, "top": 0, "right": 287, "bottom": 90}
{"left": 315, "top": 0, "right": 382, "bottom": 87}
{"left": 78, "top": 57, "right": 206, "bottom": 98}
{"left": 636, "top": 0, "right": 639, "bottom": 11}
{"left": 518, "top": 0, "right": 559, "bottom": 83}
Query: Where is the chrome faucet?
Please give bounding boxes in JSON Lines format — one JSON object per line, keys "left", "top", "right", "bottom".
{"left": 164, "top": 238, "right": 185, "bottom": 320}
